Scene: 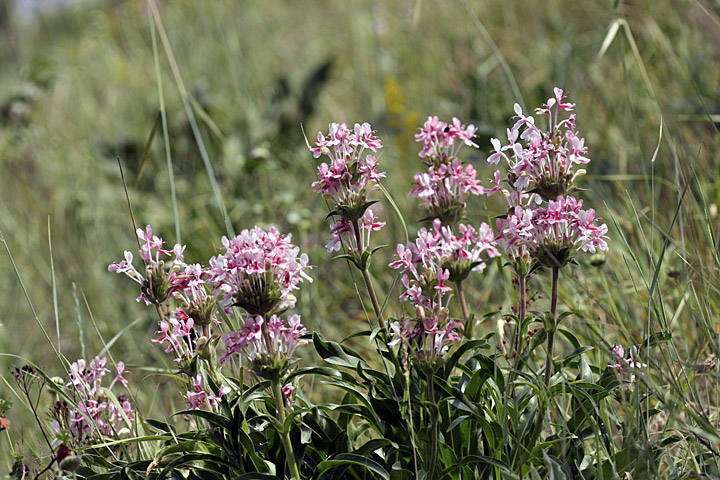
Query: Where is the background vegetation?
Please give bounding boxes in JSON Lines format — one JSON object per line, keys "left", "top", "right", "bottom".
{"left": 1, "top": 0, "right": 719, "bottom": 476}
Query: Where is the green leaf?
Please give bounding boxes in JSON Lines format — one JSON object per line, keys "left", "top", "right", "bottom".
{"left": 438, "top": 455, "right": 514, "bottom": 477}
{"left": 542, "top": 451, "right": 566, "bottom": 480}
{"left": 174, "top": 409, "right": 231, "bottom": 431}
{"left": 314, "top": 332, "right": 368, "bottom": 369}
{"left": 441, "top": 339, "right": 488, "bottom": 377}
{"left": 315, "top": 453, "right": 390, "bottom": 479}
{"left": 235, "top": 474, "right": 279, "bottom": 480}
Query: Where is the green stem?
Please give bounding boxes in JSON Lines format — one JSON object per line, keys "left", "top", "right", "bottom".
{"left": 456, "top": 281, "right": 471, "bottom": 337}
{"left": 351, "top": 219, "right": 387, "bottom": 330}
{"left": 519, "top": 267, "right": 560, "bottom": 473}
{"left": 362, "top": 269, "right": 387, "bottom": 330}
{"left": 545, "top": 267, "right": 559, "bottom": 390}
{"left": 512, "top": 274, "right": 527, "bottom": 372}
{"left": 272, "top": 379, "right": 301, "bottom": 480}
{"left": 428, "top": 374, "right": 439, "bottom": 480}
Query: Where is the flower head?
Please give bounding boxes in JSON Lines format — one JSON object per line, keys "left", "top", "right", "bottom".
{"left": 108, "top": 225, "right": 186, "bottom": 305}
{"left": 54, "top": 357, "right": 135, "bottom": 445}
{"left": 487, "top": 88, "right": 589, "bottom": 202}
{"left": 497, "top": 196, "right": 608, "bottom": 269}
{"left": 311, "top": 122, "right": 385, "bottom": 222}
{"left": 415, "top": 116, "right": 478, "bottom": 167}
{"left": 209, "top": 226, "right": 312, "bottom": 316}
{"left": 184, "top": 374, "right": 230, "bottom": 412}
{"left": 219, "top": 314, "right": 308, "bottom": 381}
{"left": 410, "top": 117, "right": 483, "bottom": 226}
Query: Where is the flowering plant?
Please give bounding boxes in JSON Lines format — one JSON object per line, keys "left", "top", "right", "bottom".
{"left": 10, "top": 90, "right": 656, "bottom": 480}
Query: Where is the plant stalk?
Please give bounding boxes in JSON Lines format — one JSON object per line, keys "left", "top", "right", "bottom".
{"left": 544, "top": 266, "right": 559, "bottom": 389}
{"left": 272, "top": 379, "right": 301, "bottom": 480}
{"left": 428, "top": 374, "right": 439, "bottom": 480}
{"left": 520, "top": 267, "right": 560, "bottom": 473}
{"left": 456, "top": 281, "right": 471, "bottom": 336}
{"left": 351, "top": 220, "right": 387, "bottom": 330}
{"left": 512, "top": 274, "right": 527, "bottom": 372}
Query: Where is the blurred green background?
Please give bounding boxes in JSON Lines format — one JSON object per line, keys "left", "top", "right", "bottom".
{"left": 1, "top": 0, "right": 719, "bottom": 472}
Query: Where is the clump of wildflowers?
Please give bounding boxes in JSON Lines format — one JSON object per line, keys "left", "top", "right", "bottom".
{"left": 410, "top": 116, "right": 483, "bottom": 225}
{"left": 209, "top": 226, "right": 312, "bottom": 316}
{"left": 486, "top": 89, "right": 608, "bottom": 273}
{"left": 51, "top": 357, "right": 134, "bottom": 445}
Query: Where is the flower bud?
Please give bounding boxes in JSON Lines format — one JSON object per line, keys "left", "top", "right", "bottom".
{"left": 589, "top": 252, "right": 606, "bottom": 267}
{"left": 59, "top": 455, "right": 82, "bottom": 473}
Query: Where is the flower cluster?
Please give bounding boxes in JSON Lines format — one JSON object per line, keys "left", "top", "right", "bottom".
{"left": 415, "top": 116, "right": 478, "bottom": 166}
{"left": 184, "top": 374, "right": 230, "bottom": 411}
{"left": 487, "top": 88, "right": 588, "bottom": 202}
{"left": 311, "top": 122, "right": 385, "bottom": 219}
{"left": 219, "top": 314, "right": 308, "bottom": 381}
{"left": 209, "top": 226, "right": 312, "bottom": 316}
{"left": 608, "top": 344, "right": 646, "bottom": 372}
{"left": 51, "top": 357, "right": 134, "bottom": 445}
{"left": 108, "top": 225, "right": 187, "bottom": 305}
{"left": 410, "top": 117, "right": 483, "bottom": 226}
{"left": 325, "top": 208, "right": 385, "bottom": 253}
{"left": 311, "top": 122, "right": 387, "bottom": 264}
{"left": 387, "top": 218, "right": 498, "bottom": 371}
{"left": 486, "top": 89, "right": 608, "bottom": 271}
{"left": 497, "top": 196, "right": 608, "bottom": 268}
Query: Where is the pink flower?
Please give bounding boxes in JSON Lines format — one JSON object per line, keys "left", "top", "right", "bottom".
{"left": 219, "top": 314, "right": 308, "bottom": 380}
{"left": 486, "top": 88, "right": 589, "bottom": 202}
{"left": 325, "top": 208, "right": 386, "bottom": 254}
{"left": 60, "top": 356, "right": 135, "bottom": 443}
{"left": 496, "top": 196, "right": 608, "bottom": 267}
{"left": 311, "top": 122, "right": 385, "bottom": 213}
{"left": 109, "top": 225, "right": 187, "bottom": 305}
{"left": 184, "top": 374, "right": 230, "bottom": 412}
{"left": 410, "top": 117, "right": 483, "bottom": 225}
{"left": 415, "top": 116, "right": 478, "bottom": 163}
{"left": 608, "top": 344, "right": 646, "bottom": 372}
{"left": 282, "top": 383, "right": 295, "bottom": 405}
{"left": 208, "top": 226, "right": 312, "bottom": 315}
